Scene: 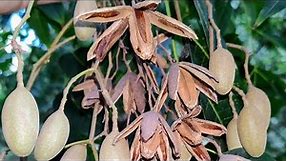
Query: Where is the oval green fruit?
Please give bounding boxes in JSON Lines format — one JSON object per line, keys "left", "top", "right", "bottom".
{"left": 209, "top": 48, "right": 236, "bottom": 95}
{"left": 246, "top": 85, "right": 271, "bottom": 129}
{"left": 237, "top": 107, "right": 267, "bottom": 157}
{"left": 60, "top": 144, "right": 87, "bottom": 161}
{"left": 1, "top": 85, "right": 39, "bottom": 157}
{"left": 100, "top": 130, "right": 130, "bottom": 161}
{"left": 226, "top": 117, "right": 242, "bottom": 150}
{"left": 74, "top": 0, "right": 97, "bottom": 41}
{"left": 34, "top": 109, "right": 70, "bottom": 161}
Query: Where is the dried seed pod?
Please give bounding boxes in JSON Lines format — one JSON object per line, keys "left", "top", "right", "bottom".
{"left": 237, "top": 107, "right": 267, "bottom": 157}
{"left": 34, "top": 110, "right": 70, "bottom": 161}
{"left": 74, "top": 0, "right": 97, "bottom": 41}
{"left": 226, "top": 118, "right": 242, "bottom": 150}
{"left": 100, "top": 130, "right": 130, "bottom": 160}
{"left": 1, "top": 85, "right": 39, "bottom": 157}
{"left": 246, "top": 85, "right": 271, "bottom": 129}
{"left": 219, "top": 154, "right": 250, "bottom": 161}
{"left": 60, "top": 144, "right": 87, "bottom": 161}
{"left": 209, "top": 48, "right": 236, "bottom": 95}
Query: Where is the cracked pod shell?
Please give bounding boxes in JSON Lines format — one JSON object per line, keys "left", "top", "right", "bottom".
{"left": 100, "top": 130, "right": 130, "bottom": 161}
{"left": 34, "top": 110, "right": 70, "bottom": 161}
{"left": 1, "top": 85, "right": 39, "bottom": 157}
{"left": 209, "top": 48, "right": 236, "bottom": 95}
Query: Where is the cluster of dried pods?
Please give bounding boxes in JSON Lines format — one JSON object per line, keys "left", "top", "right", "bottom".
{"left": 0, "top": 0, "right": 271, "bottom": 161}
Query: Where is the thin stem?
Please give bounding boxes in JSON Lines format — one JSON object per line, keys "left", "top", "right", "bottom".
{"left": 59, "top": 68, "right": 95, "bottom": 111}
{"left": 65, "top": 139, "right": 89, "bottom": 149}
{"left": 228, "top": 92, "right": 238, "bottom": 119}
{"left": 209, "top": 24, "right": 214, "bottom": 53}
{"left": 226, "top": 43, "right": 253, "bottom": 86}
{"left": 232, "top": 86, "right": 248, "bottom": 106}
{"left": 88, "top": 102, "right": 100, "bottom": 161}
{"left": 164, "top": 0, "right": 178, "bottom": 62}
{"left": 94, "top": 67, "right": 119, "bottom": 132}
{"left": 51, "top": 19, "right": 73, "bottom": 48}
{"left": 174, "top": 0, "right": 182, "bottom": 22}
{"left": 205, "top": 0, "right": 222, "bottom": 49}
{"left": 153, "top": 76, "right": 168, "bottom": 112}
{"left": 26, "top": 35, "right": 76, "bottom": 90}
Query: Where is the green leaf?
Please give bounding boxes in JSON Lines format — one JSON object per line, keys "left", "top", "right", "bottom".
{"left": 38, "top": 3, "right": 66, "bottom": 25}
{"left": 193, "top": 0, "right": 209, "bottom": 46}
{"left": 254, "top": 0, "right": 285, "bottom": 28}
{"left": 225, "top": 148, "right": 276, "bottom": 161}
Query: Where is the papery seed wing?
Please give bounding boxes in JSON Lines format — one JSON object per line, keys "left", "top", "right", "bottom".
{"left": 172, "top": 120, "right": 202, "bottom": 146}
{"left": 193, "top": 77, "right": 218, "bottom": 103}
{"left": 186, "top": 144, "right": 211, "bottom": 161}
{"left": 179, "top": 64, "right": 216, "bottom": 89}
{"left": 141, "top": 128, "right": 161, "bottom": 159}
{"left": 131, "top": 129, "right": 141, "bottom": 161}
{"left": 114, "top": 115, "right": 143, "bottom": 143}
{"left": 178, "top": 68, "right": 199, "bottom": 108}
{"left": 123, "top": 81, "right": 136, "bottom": 114}
{"left": 180, "top": 62, "right": 218, "bottom": 82}
{"left": 73, "top": 79, "right": 96, "bottom": 91}
{"left": 156, "top": 132, "right": 169, "bottom": 161}
{"left": 174, "top": 96, "right": 189, "bottom": 117}
{"left": 76, "top": 6, "right": 132, "bottom": 23}
{"left": 168, "top": 63, "right": 180, "bottom": 100}
{"left": 129, "top": 74, "right": 146, "bottom": 114}
{"left": 189, "top": 105, "right": 202, "bottom": 117}
{"left": 87, "top": 19, "right": 128, "bottom": 61}
{"left": 132, "top": 0, "right": 161, "bottom": 10}
{"left": 111, "top": 73, "right": 130, "bottom": 103}
{"left": 192, "top": 118, "right": 227, "bottom": 136}
{"left": 141, "top": 111, "right": 161, "bottom": 141}
{"left": 147, "top": 11, "right": 198, "bottom": 40}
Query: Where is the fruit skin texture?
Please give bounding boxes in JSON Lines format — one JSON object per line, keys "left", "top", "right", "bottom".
{"left": 100, "top": 130, "right": 130, "bottom": 161}
{"left": 237, "top": 107, "right": 267, "bottom": 157}
{"left": 34, "top": 110, "right": 70, "bottom": 161}
{"left": 209, "top": 48, "right": 236, "bottom": 95}
{"left": 1, "top": 85, "right": 39, "bottom": 157}
{"left": 226, "top": 118, "right": 242, "bottom": 150}
{"left": 60, "top": 144, "right": 87, "bottom": 161}
{"left": 246, "top": 85, "right": 271, "bottom": 129}
{"left": 74, "top": 0, "right": 97, "bottom": 41}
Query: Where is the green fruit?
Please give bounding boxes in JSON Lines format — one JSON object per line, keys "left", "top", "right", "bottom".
{"left": 100, "top": 131, "right": 130, "bottom": 160}
{"left": 226, "top": 118, "right": 242, "bottom": 150}
{"left": 60, "top": 144, "right": 87, "bottom": 161}
{"left": 237, "top": 107, "right": 266, "bottom": 157}
{"left": 246, "top": 86, "right": 271, "bottom": 129}
{"left": 34, "top": 110, "right": 70, "bottom": 161}
{"left": 1, "top": 85, "right": 39, "bottom": 157}
{"left": 74, "top": 0, "right": 97, "bottom": 41}
{"left": 209, "top": 48, "right": 236, "bottom": 95}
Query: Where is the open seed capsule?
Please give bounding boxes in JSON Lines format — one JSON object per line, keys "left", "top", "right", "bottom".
{"left": 226, "top": 117, "right": 242, "bottom": 150}
{"left": 60, "top": 144, "right": 87, "bottom": 161}
{"left": 237, "top": 107, "right": 267, "bottom": 157}
{"left": 246, "top": 85, "right": 271, "bottom": 129}
{"left": 1, "top": 85, "right": 39, "bottom": 157}
{"left": 209, "top": 48, "right": 236, "bottom": 95}
{"left": 74, "top": 0, "right": 97, "bottom": 41}
{"left": 34, "top": 109, "right": 70, "bottom": 161}
{"left": 100, "top": 130, "right": 130, "bottom": 160}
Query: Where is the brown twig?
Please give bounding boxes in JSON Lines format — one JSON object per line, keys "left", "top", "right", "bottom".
{"left": 105, "top": 51, "right": 113, "bottom": 83}
{"left": 228, "top": 92, "right": 238, "bottom": 119}
{"left": 89, "top": 102, "right": 100, "bottom": 161}
{"left": 110, "top": 44, "right": 121, "bottom": 79}
{"left": 226, "top": 43, "right": 253, "bottom": 86}
{"left": 205, "top": 0, "right": 222, "bottom": 49}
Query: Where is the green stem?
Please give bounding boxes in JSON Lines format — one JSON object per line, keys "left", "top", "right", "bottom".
{"left": 164, "top": 0, "right": 179, "bottom": 62}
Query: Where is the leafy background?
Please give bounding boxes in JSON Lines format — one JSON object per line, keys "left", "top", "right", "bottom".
{"left": 0, "top": 0, "right": 285, "bottom": 161}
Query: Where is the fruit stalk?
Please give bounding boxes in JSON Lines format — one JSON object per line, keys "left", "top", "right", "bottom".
{"left": 88, "top": 102, "right": 100, "bottom": 161}
{"left": 228, "top": 92, "right": 238, "bottom": 119}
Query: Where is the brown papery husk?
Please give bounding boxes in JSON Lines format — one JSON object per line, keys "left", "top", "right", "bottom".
{"left": 209, "top": 48, "right": 236, "bottom": 95}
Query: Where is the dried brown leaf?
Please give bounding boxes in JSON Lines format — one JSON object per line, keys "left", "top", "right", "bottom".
{"left": 168, "top": 63, "right": 180, "bottom": 100}
{"left": 147, "top": 11, "right": 198, "bottom": 40}
{"left": 73, "top": 79, "right": 97, "bottom": 92}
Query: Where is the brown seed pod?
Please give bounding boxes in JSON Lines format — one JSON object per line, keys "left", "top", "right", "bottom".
{"left": 237, "top": 107, "right": 267, "bottom": 157}
{"left": 226, "top": 117, "right": 242, "bottom": 150}
{"left": 60, "top": 144, "right": 87, "bottom": 161}
{"left": 1, "top": 85, "right": 39, "bottom": 157}
{"left": 100, "top": 130, "right": 130, "bottom": 160}
{"left": 74, "top": 0, "right": 97, "bottom": 41}
{"left": 246, "top": 85, "right": 271, "bottom": 129}
{"left": 34, "top": 109, "right": 70, "bottom": 161}
{"left": 209, "top": 48, "right": 236, "bottom": 95}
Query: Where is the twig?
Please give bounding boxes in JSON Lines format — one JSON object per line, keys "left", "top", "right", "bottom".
{"left": 26, "top": 35, "right": 76, "bottom": 90}
{"left": 110, "top": 44, "right": 120, "bottom": 79}
{"left": 205, "top": 0, "right": 222, "bottom": 49}
{"left": 94, "top": 66, "right": 119, "bottom": 132}
{"left": 209, "top": 24, "right": 214, "bottom": 53}
{"left": 153, "top": 76, "right": 168, "bottom": 112}
{"left": 51, "top": 19, "right": 73, "bottom": 47}
{"left": 174, "top": 0, "right": 182, "bottom": 22}
{"left": 105, "top": 51, "right": 113, "bottom": 83}
{"left": 226, "top": 43, "right": 253, "bottom": 86}
{"left": 228, "top": 92, "right": 238, "bottom": 119}
{"left": 89, "top": 102, "right": 100, "bottom": 161}
{"left": 59, "top": 68, "right": 95, "bottom": 111}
